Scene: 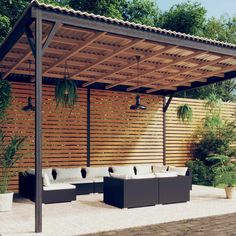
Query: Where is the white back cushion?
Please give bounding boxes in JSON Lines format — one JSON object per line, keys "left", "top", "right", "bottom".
{"left": 85, "top": 166, "right": 109, "bottom": 178}
{"left": 109, "top": 173, "right": 132, "bottom": 180}
{"left": 153, "top": 164, "right": 168, "bottom": 174}
{"left": 27, "top": 168, "right": 54, "bottom": 181}
{"left": 55, "top": 168, "right": 82, "bottom": 180}
{"left": 111, "top": 165, "right": 135, "bottom": 176}
{"left": 42, "top": 173, "right": 50, "bottom": 187}
{"left": 168, "top": 166, "right": 188, "bottom": 176}
{"left": 135, "top": 164, "right": 152, "bottom": 175}
{"left": 155, "top": 172, "right": 177, "bottom": 178}
{"left": 132, "top": 173, "right": 156, "bottom": 179}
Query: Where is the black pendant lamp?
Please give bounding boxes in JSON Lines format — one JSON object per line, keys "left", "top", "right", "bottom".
{"left": 22, "top": 60, "right": 35, "bottom": 112}
{"left": 130, "top": 56, "right": 146, "bottom": 110}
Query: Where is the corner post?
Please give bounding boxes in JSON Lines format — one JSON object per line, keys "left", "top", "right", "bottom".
{"left": 163, "top": 96, "right": 166, "bottom": 165}
{"left": 87, "top": 88, "right": 91, "bottom": 167}
{"left": 35, "top": 10, "right": 43, "bottom": 233}
{"left": 162, "top": 94, "right": 173, "bottom": 165}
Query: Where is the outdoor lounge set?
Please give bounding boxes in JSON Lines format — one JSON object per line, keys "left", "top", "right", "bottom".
{"left": 19, "top": 164, "right": 192, "bottom": 208}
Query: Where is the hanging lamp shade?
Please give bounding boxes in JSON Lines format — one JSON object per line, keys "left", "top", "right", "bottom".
{"left": 130, "top": 94, "right": 146, "bottom": 110}
{"left": 22, "top": 96, "right": 35, "bottom": 111}
{"left": 130, "top": 55, "right": 146, "bottom": 110}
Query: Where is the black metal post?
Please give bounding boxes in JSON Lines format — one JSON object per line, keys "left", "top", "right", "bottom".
{"left": 35, "top": 10, "right": 43, "bottom": 233}
{"left": 87, "top": 88, "right": 91, "bottom": 167}
{"left": 163, "top": 96, "right": 166, "bottom": 165}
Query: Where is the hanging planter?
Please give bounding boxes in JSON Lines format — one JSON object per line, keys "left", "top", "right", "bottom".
{"left": 177, "top": 104, "right": 192, "bottom": 123}
{"left": 55, "top": 61, "right": 77, "bottom": 108}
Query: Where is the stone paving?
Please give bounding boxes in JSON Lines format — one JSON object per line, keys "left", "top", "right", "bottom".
{"left": 82, "top": 213, "right": 236, "bottom": 236}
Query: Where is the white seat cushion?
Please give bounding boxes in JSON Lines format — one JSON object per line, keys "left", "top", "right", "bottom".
{"left": 155, "top": 171, "right": 178, "bottom": 178}
{"left": 109, "top": 173, "right": 132, "bottom": 180}
{"left": 27, "top": 168, "right": 54, "bottom": 181}
{"left": 135, "top": 164, "right": 153, "bottom": 175}
{"left": 42, "top": 173, "right": 50, "bottom": 187}
{"left": 85, "top": 166, "right": 109, "bottom": 178}
{"left": 55, "top": 167, "right": 82, "bottom": 181}
{"left": 168, "top": 166, "right": 188, "bottom": 176}
{"left": 92, "top": 178, "right": 104, "bottom": 183}
{"left": 111, "top": 165, "right": 135, "bottom": 176}
{"left": 43, "top": 183, "right": 75, "bottom": 191}
{"left": 152, "top": 164, "right": 168, "bottom": 174}
{"left": 56, "top": 178, "right": 94, "bottom": 184}
{"left": 132, "top": 173, "right": 156, "bottom": 179}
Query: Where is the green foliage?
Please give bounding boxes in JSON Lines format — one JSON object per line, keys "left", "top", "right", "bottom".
{"left": 193, "top": 117, "right": 236, "bottom": 161}
{"left": 123, "top": 0, "right": 160, "bottom": 26}
{"left": 38, "top": 0, "right": 70, "bottom": 7}
{"left": 177, "top": 104, "right": 192, "bottom": 123}
{"left": 0, "top": 14, "right": 10, "bottom": 42}
{"left": 160, "top": 1, "right": 206, "bottom": 35}
{"left": 0, "top": 131, "right": 25, "bottom": 193}
{"left": 202, "top": 16, "right": 236, "bottom": 44}
{"left": 55, "top": 78, "right": 77, "bottom": 108}
{"left": 205, "top": 93, "right": 221, "bottom": 112}
{"left": 0, "top": 80, "right": 12, "bottom": 120}
{"left": 186, "top": 159, "right": 213, "bottom": 185}
{"left": 208, "top": 155, "right": 236, "bottom": 187}
{"left": 69, "top": 0, "right": 126, "bottom": 19}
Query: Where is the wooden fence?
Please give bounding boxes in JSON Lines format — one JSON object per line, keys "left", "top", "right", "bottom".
{"left": 2, "top": 82, "right": 236, "bottom": 192}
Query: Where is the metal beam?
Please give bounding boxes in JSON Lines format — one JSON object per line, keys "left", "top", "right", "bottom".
{"left": 25, "top": 25, "right": 36, "bottom": 58}
{"left": 35, "top": 9, "right": 43, "bottom": 234}
{"left": 163, "top": 94, "right": 173, "bottom": 113}
{"left": 32, "top": 7, "right": 236, "bottom": 57}
{"left": 163, "top": 96, "right": 167, "bottom": 165}
{"left": 42, "top": 22, "right": 62, "bottom": 54}
{"left": 87, "top": 88, "right": 91, "bottom": 167}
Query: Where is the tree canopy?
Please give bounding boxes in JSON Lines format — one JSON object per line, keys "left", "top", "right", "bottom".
{"left": 0, "top": 0, "right": 236, "bottom": 101}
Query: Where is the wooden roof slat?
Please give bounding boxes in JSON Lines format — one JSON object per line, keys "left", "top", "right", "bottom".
{"left": 78, "top": 39, "right": 144, "bottom": 86}
{"left": 128, "top": 55, "right": 229, "bottom": 92}
{"left": 146, "top": 56, "right": 233, "bottom": 93}
{"left": 43, "top": 31, "right": 106, "bottom": 75}
{"left": 106, "top": 51, "right": 204, "bottom": 91}
{"left": 83, "top": 46, "right": 171, "bottom": 87}
{"left": 104, "top": 45, "right": 175, "bottom": 90}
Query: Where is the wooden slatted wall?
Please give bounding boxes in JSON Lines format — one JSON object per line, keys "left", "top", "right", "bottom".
{"left": 166, "top": 97, "right": 236, "bottom": 166}
{"left": 3, "top": 82, "right": 236, "bottom": 192}
{"left": 90, "top": 90, "right": 163, "bottom": 165}
{"left": 3, "top": 82, "right": 87, "bottom": 191}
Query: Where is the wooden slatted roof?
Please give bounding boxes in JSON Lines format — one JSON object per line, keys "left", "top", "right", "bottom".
{"left": 0, "top": 0, "right": 236, "bottom": 95}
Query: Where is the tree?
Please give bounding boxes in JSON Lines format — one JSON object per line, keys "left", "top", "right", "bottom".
{"left": 160, "top": 1, "right": 206, "bottom": 35}
{"left": 69, "top": 0, "right": 126, "bottom": 19}
{"left": 123, "top": 0, "right": 160, "bottom": 26}
{"left": 177, "top": 80, "right": 236, "bottom": 102}
{"left": 202, "top": 16, "right": 236, "bottom": 44}
{"left": 0, "top": 15, "right": 10, "bottom": 42}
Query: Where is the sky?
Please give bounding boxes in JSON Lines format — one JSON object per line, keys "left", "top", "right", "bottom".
{"left": 157, "top": 0, "right": 236, "bottom": 18}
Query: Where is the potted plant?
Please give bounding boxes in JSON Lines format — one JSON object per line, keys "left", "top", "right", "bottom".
{"left": 55, "top": 61, "right": 77, "bottom": 108}
{"left": 208, "top": 155, "right": 236, "bottom": 199}
{"left": 177, "top": 104, "right": 192, "bottom": 123}
{"left": 0, "top": 130, "right": 25, "bottom": 211}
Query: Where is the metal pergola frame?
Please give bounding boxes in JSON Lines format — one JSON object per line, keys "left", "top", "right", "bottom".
{"left": 1, "top": 1, "right": 236, "bottom": 233}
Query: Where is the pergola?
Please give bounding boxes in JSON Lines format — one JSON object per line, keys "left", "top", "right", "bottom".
{"left": 0, "top": 0, "right": 236, "bottom": 233}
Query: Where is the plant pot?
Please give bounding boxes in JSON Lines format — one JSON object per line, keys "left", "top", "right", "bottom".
{"left": 225, "top": 186, "right": 235, "bottom": 199}
{"left": 0, "top": 192, "right": 14, "bottom": 211}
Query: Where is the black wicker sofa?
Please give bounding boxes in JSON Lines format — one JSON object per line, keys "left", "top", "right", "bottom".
{"left": 19, "top": 165, "right": 192, "bottom": 205}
